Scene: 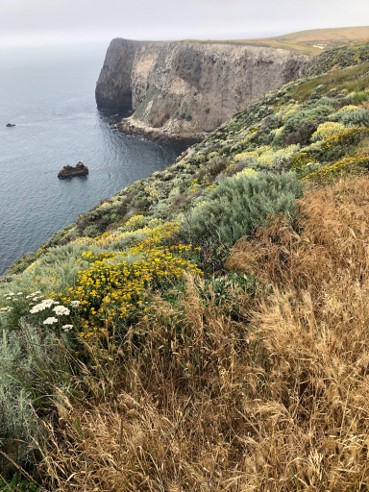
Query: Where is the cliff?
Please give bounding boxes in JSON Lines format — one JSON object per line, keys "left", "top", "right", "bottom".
{"left": 96, "top": 39, "right": 309, "bottom": 139}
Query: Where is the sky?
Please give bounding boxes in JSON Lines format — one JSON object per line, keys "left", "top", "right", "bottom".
{"left": 0, "top": 0, "right": 369, "bottom": 47}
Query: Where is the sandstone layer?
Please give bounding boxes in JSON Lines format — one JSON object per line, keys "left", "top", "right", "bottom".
{"left": 96, "top": 39, "right": 310, "bottom": 140}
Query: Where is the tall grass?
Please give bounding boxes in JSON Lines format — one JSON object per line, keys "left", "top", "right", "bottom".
{"left": 35, "top": 175, "right": 369, "bottom": 491}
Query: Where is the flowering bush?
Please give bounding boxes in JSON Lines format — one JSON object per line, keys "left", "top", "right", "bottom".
{"left": 234, "top": 145, "right": 299, "bottom": 171}
{"left": 311, "top": 122, "right": 346, "bottom": 141}
{"left": 56, "top": 222, "right": 201, "bottom": 341}
{"left": 303, "top": 153, "right": 369, "bottom": 181}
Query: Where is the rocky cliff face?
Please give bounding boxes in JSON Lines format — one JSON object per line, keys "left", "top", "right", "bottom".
{"left": 96, "top": 39, "right": 309, "bottom": 139}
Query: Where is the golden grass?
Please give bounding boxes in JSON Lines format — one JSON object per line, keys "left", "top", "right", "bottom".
{"left": 193, "top": 26, "right": 369, "bottom": 55}
{"left": 275, "top": 26, "right": 369, "bottom": 44}
{"left": 39, "top": 176, "right": 369, "bottom": 491}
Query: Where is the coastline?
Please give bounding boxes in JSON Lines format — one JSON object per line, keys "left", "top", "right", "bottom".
{"left": 117, "top": 116, "right": 206, "bottom": 143}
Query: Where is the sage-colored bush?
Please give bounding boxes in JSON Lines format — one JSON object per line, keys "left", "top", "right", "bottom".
{"left": 333, "top": 108, "right": 369, "bottom": 127}
{"left": 182, "top": 172, "right": 302, "bottom": 250}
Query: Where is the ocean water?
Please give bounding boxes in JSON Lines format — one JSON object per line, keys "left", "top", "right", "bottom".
{"left": 0, "top": 44, "right": 186, "bottom": 274}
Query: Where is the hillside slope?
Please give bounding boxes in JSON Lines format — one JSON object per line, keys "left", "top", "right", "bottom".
{"left": 1, "top": 44, "right": 369, "bottom": 490}
{"left": 243, "top": 25, "right": 369, "bottom": 54}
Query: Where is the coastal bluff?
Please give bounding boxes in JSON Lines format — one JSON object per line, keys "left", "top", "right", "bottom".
{"left": 96, "top": 38, "right": 309, "bottom": 139}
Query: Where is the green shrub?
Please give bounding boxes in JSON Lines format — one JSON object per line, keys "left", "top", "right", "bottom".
{"left": 0, "top": 474, "right": 38, "bottom": 491}
{"left": 333, "top": 108, "right": 369, "bottom": 127}
{"left": 283, "top": 104, "right": 334, "bottom": 144}
{"left": 311, "top": 122, "right": 346, "bottom": 141}
{"left": 182, "top": 172, "right": 302, "bottom": 251}
{"left": 0, "top": 321, "right": 72, "bottom": 474}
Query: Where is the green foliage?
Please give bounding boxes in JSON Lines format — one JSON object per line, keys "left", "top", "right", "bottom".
{"left": 282, "top": 104, "right": 334, "bottom": 144}
{"left": 0, "top": 322, "right": 72, "bottom": 473}
{"left": 303, "top": 153, "right": 369, "bottom": 181}
{"left": 304, "top": 41, "right": 369, "bottom": 77}
{"left": 333, "top": 108, "right": 369, "bottom": 127}
{"left": 182, "top": 172, "right": 302, "bottom": 253}
{"left": 0, "top": 475, "right": 38, "bottom": 491}
{"left": 291, "top": 127, "right": 369, "bottom": 174}
{"left": 291, "top": 62, "right": 369, "bottom": 102}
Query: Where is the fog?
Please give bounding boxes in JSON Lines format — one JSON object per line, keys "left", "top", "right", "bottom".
{"left": 1, "top": 0, "right": 368, "bottom": 46}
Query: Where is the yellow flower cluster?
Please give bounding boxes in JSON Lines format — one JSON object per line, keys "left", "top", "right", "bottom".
{"left": 320, "top": 127, "right": 369, "bottom": 153}
{"left": 234, "top": 145, "right": 299, "bottom": 169}
{"left": 234, "top": 168, "right": 259, "bottom": 179}
{"left": 291, "top": 151, "right": 318, "bottom": 172}
{"left": 311, "top": 122, "right": 346, "bottom": 142}
{"left": 58, "top": 222, "right": 201, "bottom": 340}
{"left": 304, "top": 153, "right": 369, "bottom": 181}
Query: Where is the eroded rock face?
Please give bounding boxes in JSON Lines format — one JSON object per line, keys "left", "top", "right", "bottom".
{"left": 96, "top": 39, "right": 310, "bottom": 139}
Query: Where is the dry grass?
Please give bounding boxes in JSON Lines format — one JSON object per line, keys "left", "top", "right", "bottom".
{"left": 39, "top": 176, "right": 369, "bottom": 491}
{"left": 194, "top": 26, "right": 369, "bottom": 55}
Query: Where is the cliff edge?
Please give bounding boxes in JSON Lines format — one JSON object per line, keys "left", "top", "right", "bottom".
{"left": 96, "top": 39, "right": 309, "bottom": 139}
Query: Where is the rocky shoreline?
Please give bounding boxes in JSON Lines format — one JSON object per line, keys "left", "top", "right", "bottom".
{"left": 118, "top": 117, "right": 205, "bottom": 143}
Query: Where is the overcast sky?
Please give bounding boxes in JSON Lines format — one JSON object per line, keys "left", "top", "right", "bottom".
{"left": 1, "top": 0, "right": 369, "bottom": 47}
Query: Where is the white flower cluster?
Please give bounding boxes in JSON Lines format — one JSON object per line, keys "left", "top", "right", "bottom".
{"left": 53, "top": 305, "right": 70, "bottom": 316}
{"left": 43, "top": 317, "right": 58, "bottom": 325}
{"left": 70, "top": 300, "right": 80, "bottom": 308}
{"left": 62, "top": 324, "right": 73, "bottom": 332}
{"left": 0, "top": 306, "right": 12, "bottom": 313}
{"left": 26, "top": 291, "right": 42, "bottom": 300}
{"left": 30, "top": 299, "right": 56, "bottom": 314}
{"left": 3, "top": 291, "right": 24, "bottom": 301}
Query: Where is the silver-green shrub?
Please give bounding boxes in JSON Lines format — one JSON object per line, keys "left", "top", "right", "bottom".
{"left": 182, "top": 172, "right": 302, "bottom": 249}
{"left": 332, "top": 108, "right": 369, "bottom": 127}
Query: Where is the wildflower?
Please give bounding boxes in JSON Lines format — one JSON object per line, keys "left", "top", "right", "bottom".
{"left": 43, "top": 317, "right": 58, "bottom": 325}
{"left": 42, "top": 299, "right": 55, "bottom": 308}
{"left": 53, "top": 305, "right": 70, "bottom": 316}
{"left": 30, "top": 302, "right": 48, "bottom": 313}
{"left": 62, "top": 324, "right": 73, "bottom": 332}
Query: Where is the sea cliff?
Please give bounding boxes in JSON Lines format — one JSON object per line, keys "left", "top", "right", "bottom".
{"left": 96, "top": 39, "right": 309, "bottom": 139}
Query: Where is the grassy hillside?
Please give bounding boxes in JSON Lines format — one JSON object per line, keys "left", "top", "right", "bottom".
{"left": 1, "top": 44, "right": 369, "bottom": 490}
{"left": 244, "top": 25, "right": 369, "bottom": 54}
{"left": 192, "top": 26, "right": 369, "bottom": 55}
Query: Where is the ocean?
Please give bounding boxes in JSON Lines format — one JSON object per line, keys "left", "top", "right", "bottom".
{"left": 0, "top": 43, "right": 186, "bottom": 274}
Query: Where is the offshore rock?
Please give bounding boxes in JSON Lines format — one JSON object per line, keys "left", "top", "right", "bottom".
{"left": 58, "top": 161, "right": 89, "bottom": 179}
{"left": 96, "top": 39, "right": 310, "bottom": 139}
{"left": 6, "top": 123, "right": 16, "bottom": 127}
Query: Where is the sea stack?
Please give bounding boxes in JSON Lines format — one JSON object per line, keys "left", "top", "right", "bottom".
{"left": 58, "top": 161, "right": 89, "bottom": 179}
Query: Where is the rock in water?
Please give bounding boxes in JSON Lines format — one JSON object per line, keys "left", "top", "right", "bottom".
{"left": 58, "top": 161, "right": 89, "bottom": 179}
{"left": 5, "top": 123, "right": 16, "bottom": 127}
